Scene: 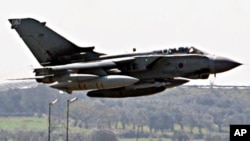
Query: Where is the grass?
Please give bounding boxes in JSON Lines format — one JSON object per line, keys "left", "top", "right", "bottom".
{"left": 120, "top": 138, "right": 172, "bottom": 141}
{"left": 0, "top": 117, "right": 227, "bottom": 141}
{"left": 120, "top": 138, "right": 206, "bottom": 141}
{"left": 0, "top": 117, "right": 47, "bottom": 131}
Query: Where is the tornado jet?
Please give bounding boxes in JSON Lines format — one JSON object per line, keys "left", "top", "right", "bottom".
{"left": 8, "top": 18, "right": 241, "bottom": 98}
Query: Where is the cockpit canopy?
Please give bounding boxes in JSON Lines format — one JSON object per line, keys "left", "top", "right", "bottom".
{"left": 153, "top": 47, "right": 207, "bottom": 55}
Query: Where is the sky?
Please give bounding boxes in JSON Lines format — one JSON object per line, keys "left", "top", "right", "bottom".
{"left": 0, "top": 0, "right": 250, "bottom": 85}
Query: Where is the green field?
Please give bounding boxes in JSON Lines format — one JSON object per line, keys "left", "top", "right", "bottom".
{"left": 0, "top": 117, "right": 224, "bottom": 141}
{"left": 0, "top": 117, "right": 47, "bottom": 131}
{"left": 120, "top": 138, "right": 170, "bottom": 141}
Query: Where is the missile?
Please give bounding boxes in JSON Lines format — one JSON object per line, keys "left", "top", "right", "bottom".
{"left": 126, "top": 79, "right": 189, "bottom": 89}
{"left": 35, "top": 74, "right": 99, "bottom": 83}
{"left": 49, "top": 75, "right": 139, "bottom": 91}
{"left": 54, "top": 74, "right": 99, "bottom": 82}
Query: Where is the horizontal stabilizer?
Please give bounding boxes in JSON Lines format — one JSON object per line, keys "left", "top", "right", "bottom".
{"left": 7, "top": 75, "right": 53, "bottom": 80}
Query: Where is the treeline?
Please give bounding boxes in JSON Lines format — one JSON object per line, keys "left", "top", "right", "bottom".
{"left": 1, "top": 83, "right": 250, "bottom": 140}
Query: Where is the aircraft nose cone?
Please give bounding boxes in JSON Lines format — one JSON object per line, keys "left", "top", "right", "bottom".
{"left": 210, "top": 56, "right": 241, "bottom": 73}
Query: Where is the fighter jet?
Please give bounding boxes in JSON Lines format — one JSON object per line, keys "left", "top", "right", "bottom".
{"left": 8, "top": 18, "right": 241, "bottom": 98}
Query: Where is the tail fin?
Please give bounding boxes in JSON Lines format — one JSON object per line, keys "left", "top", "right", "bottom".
{"left": 9, "top": 18, "right": 101, "bottom": 66}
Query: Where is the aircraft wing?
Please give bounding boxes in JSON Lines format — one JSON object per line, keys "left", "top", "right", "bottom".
{"left": 50, "top": 57, "right": 135, "bottom": 71}
{"left": 44, "top": 61, "right": 116, "bottom": 71}
{"left": 34, "top": 57, "right": 135, "bottom": 77}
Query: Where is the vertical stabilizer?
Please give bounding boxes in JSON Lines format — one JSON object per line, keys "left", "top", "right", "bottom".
{"left": 9, "top": 18, "right": 83, "bottom": 66}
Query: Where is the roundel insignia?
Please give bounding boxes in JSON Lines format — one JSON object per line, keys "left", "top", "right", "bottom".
{"left": 178, "top": 63, "right": 184, "bottom": 68}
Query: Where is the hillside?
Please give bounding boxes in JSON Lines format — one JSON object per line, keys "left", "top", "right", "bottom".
{"left": 0, "top": 82, "right": 250, "bottom": 141}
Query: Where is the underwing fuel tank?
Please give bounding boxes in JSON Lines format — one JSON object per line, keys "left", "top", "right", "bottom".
{"left": 87, "top": 79, "right": 189, "bottom": 98}
{"left": 49, "top": 75, "right": 139, "bottom": 91}
{"left": 87, "top": 86, "right": 167, "bottom": 98}
{"left": 127, "top": 79, "right": 189, "bottom": 89}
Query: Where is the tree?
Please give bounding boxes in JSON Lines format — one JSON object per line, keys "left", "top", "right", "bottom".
{"left": 172, "top": 131, "right": 190, "bottom": 141}
{"left": 90, "top": 130, "right": 118, "bottom": 141}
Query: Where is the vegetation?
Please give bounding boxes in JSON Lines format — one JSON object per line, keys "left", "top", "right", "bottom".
{"left": 0, "top": 82, "right": 250, "bottom": 141}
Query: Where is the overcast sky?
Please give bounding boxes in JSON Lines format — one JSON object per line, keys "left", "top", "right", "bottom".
{"left": 0, "top": 0, "right": 249, "bottom": 85}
